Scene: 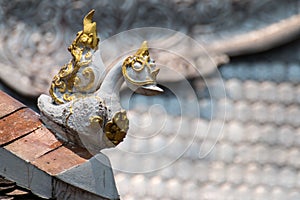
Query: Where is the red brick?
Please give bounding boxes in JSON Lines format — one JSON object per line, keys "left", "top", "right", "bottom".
{"left": 5, "top": 127, "right": 62, "bottom": 162}
{"left": 0, "top": 108, "right": 42, "bottom": 146}
{"left": 0, "top": 91, "right": 25, "bottom": 118}
{"left": 32, "top": 146, "right": 87, "bottom": 175}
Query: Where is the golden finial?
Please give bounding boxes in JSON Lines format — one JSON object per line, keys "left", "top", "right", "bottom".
{"left": 82, "top": 9, "right": 99, "bottom": 49}
{"left": 135, "top": 41, "right": 149, "bottom": 58}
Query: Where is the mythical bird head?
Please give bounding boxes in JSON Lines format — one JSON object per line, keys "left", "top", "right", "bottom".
{"left": 122, "top": 41, "right": 163, "bottom": 96}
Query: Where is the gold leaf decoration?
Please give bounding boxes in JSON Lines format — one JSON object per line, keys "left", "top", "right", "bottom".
{"left": 104, "top": 110, "right": 129, "bottom": 146}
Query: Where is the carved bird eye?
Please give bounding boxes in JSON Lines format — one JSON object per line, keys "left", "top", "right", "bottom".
{"left": 133, "top": 62, "right": 143, "bottom": 71}
{"left": 149, "top": 59, "right": 156, "bottom": 68}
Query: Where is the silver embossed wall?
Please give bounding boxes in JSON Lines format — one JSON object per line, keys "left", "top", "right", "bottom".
{"left": 0, "top": 0, "right": 300, "bottom": 96}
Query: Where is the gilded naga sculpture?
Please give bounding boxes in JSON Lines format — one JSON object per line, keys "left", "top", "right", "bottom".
{"left": 38, "top": 10, "right": 163, "bottom": 153}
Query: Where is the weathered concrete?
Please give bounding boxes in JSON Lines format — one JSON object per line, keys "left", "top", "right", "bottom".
{"left": 0, "top": 146, "right": 53, "bottom": 198}
{"left": 56, "top": 153, "right": 119, "bottom": 200}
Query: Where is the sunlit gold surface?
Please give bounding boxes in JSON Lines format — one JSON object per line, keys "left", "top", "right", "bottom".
{"left": 74, "top": 67, "right": 95, "bottom": 92}
{"left": 49, "top": 10, "right": 99, "bottom": 104}
{"left": 122, "top": 41, "right": 160, "bottom": 86}
{"left": 105, "top": 110, "right": 129, "bottom": 146}
{"left": 90, "top": 115, "right": 103, "bottom": 125}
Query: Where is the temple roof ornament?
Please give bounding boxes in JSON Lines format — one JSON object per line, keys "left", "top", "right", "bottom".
{"left": 38, "top": 10, "right": 163, "bottom": 152}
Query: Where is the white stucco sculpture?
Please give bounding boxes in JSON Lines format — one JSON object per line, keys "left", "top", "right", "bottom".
{"left": 38, "top": 10, "right": 163, "bottom": 153}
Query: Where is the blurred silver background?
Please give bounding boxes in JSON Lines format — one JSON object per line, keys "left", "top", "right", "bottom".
{"left": 1, "top": 0, "right": 300, "bottom": 199}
